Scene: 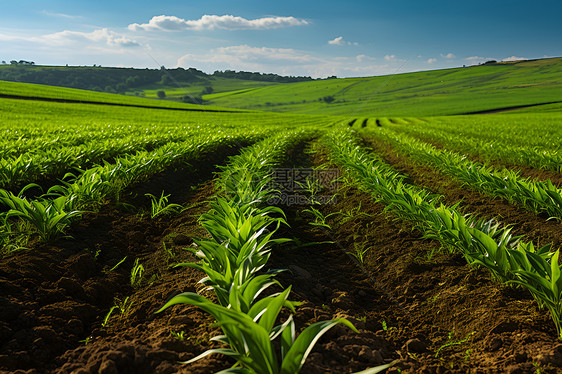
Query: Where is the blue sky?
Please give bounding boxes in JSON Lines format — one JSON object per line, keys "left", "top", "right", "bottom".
{"left": 1, "top": 0, "right": 560, "bottom": 78}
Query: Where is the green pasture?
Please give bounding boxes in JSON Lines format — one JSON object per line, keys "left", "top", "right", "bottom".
{"left": 204, "top": 57, "right": 562, "bottom": 116}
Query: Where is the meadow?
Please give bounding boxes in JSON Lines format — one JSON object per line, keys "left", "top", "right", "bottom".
{"left": 0, "top": 58, "right": 561, "bottom": 373}
{"left": 204, "top": 57, "right": 562, "bottom": 116}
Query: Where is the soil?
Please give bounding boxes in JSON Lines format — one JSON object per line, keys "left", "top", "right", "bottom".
{"left": 0, "top": 137, "right": 561, "bottom": 374}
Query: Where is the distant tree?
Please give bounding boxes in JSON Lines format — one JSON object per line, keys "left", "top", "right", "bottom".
{"left": 202, "top": 86, "right": 214, "bottom": 94}
{"left": 157, "top": 90, "right": 166, "bottom": 99}
{"left": 160, "top": 74, "right": 171, "bottom": 85}
{"left": 126, "top": 75, "right": 140, "bottom": 88}
{"left": 1, "top": 61, "right": 6, "bottom": 65}
{"left": 10, "top": 60, "right": 17, "bottom": 65}
{"left": 322, "top": 95, "right": 335, "bottom": 104}
{"left": 115, "top": 82, "right": 127, "bottom": 92}
{"left": 181, "top": 95, "right": 202, "bottom": 104}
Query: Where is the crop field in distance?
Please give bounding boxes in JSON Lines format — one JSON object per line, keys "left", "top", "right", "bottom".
{"left": 0, "top": 56, "right": 562, "bottom": 374}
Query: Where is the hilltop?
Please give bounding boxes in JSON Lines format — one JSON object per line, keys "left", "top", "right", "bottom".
{"left": 1, "top": 57, "right": 561, "bottom": 116}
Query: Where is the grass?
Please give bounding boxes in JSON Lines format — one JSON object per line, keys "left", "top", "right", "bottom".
{"left": 138, "top": 77, "right": 278, "bottom": 99}
{"left": 204, "top": 57, "right": 562, "bottom": 116}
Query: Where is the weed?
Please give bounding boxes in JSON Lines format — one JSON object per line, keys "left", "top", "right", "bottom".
{"left": 130, "top": 258, "right": 144, "bottom": 288}
{"left": 102, "top": 296, "right": 135, "bottom": 327}
{"left": 350, "top": 243, "right": 369, "bottom": 264}
{"left": 435, "top": 330, "right": 476, "bottom": 357}
{"left": 303, "top": 206, "right": 339, "bottom": 230}
{"left": 109, "top": 256, "right": 127, "bottom": 272}
{"left": 145, "top": 191, "right": 183, "bottom": 218}
{"left": 170, "top": 330, "right": 186, "bottom": 341}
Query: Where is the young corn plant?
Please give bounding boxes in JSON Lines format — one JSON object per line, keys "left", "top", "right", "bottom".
{"left": 157, "top": 287, "right": 359, "bottom": 374}
{"left": 0, "top": 185, "right": 81, "bottom": 242}
{"left": 508, "top": 250, "right": 562, "bottom": 339}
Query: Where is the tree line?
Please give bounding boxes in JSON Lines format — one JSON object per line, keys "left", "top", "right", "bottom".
{"left": 0, "top": 64, "right": 313, "bottom": 93}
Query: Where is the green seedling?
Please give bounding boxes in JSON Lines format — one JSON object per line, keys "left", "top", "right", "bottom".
{"left": 145, "top": 191, "right": 183, "bottom": 218}
{"left": 302, "top": 206, "right": 339, "bottom": 230}
{"left": 0, "top": 184, "right": 81, "bottom": 242}
{"left": 435, "top": 330, "right": 475, "bottom": 357}
{"left": 130, "top": 258, "right": 144, "bottom": 288}
{"left": 109, "top": 256, "right": 127, "bottom": 272}
{"left": 170, "top": 330, "right": 186, "bottom": 341}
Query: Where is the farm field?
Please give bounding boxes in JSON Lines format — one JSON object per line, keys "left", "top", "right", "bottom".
{"left": 0, "top": 72, "right": 562, "bottom": 374}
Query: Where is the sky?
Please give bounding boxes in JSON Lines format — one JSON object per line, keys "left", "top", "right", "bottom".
{"left": 1, "top": 0, "right": 561, "bottom": 78}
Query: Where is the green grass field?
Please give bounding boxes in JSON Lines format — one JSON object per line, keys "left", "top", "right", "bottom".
{"left": 204, "top": 57, "right": 562, "bottom": 116}
{"left": 136, "top": 77, "right": 279, "bottom": 100}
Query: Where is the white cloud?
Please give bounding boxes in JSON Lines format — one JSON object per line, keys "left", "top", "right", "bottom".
{"left": 129, "top": 14, "right": 308, "bottom": 32}
{"left": 384, "top": 54, "right": 396, "bottom": 61}
{"left": 43, "top": 28, "right": 140, "bottom": 47}
{"left": 356, "top": 54, "right": 375, "bottom": 62}
{"left": 502, "top": 56, "right": 526, "bottom": 62}
{"left": 427, "top": 58, "right": 437, "bottom": 64}
{"left": 328, "top": 36, "right": 358, "bottom": 46}
{"left": 465, "top": 56, "right": 486, "bottom": 61}
{"left": 41, "top": 10, "right": 82, "bottom": 19}
{"left": 328, "top": 36, "right": 344, "bottom": 45}
{"left": 178, "top": 45, "right": 407, "bottom": 78}
{"left": 0, "top": 28, "right": 140, "bottom": 48}
{"left": 178, "top": 45, "right": 318, "bottom": 72}
{"left": 440, "top": 53, "right": 455, "bottom": 59}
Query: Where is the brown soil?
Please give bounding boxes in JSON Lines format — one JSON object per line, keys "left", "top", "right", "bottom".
{"left": 1, "top": 137, "right": 561, "bottom": 374}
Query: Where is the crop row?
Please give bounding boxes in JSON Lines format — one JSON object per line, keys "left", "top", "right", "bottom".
{"left": 381, "top": 117, "right": 562, "bottom": 172}
{"left": 157, "top": 131, "right": 390, "bottom": 373}
{"left": 362, "top": 126, "right": 562, "bottom": 220}
{"left": 0, "top": 132, "right": 205, "bottom": 190}
{"left": 322, "top": 127, "right": 562, "bottom": 339}
{"left": 409, "top": 115, "right": 561, "bottom": 152}
{"left": 0, "top": 129, "right": 267, "bottom": 252}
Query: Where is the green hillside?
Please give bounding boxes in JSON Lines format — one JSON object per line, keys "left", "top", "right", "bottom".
{"left": 0, "top": 80, "right": 244, "bottom": 112}
{"left": 204, "top": 57, "right": 562, "bottom": 116}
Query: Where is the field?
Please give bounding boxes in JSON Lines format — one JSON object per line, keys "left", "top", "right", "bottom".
{"left": 0, "top": 60, "right": 562, "bottom": 374}
{"left": 204, "top": 58, "right": 562, "bottom": 116}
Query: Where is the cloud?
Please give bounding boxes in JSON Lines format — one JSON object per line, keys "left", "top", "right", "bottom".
{"left": 328, "top": 36, "right": 358, "bottom": 46}
{"left": 41, "top": 10, "right": 82, "bottom": 19}
{"left": 0, "top": 28, "right": 141, "bottom": 48}
{"left": 440, "top": 53, "right": 455, "bottom": 59}
{"left": 427, "top": 58, "right": 437, "bottom": 64}
{"left": 328, "top": 36, "right": 344, "bottom": 45}
{"left": 43, "top": 28, "right": 141, "bottom": 47}
{"left": 384, "top": 54, "right": 396, "bottom": 61}
{"left": 178, "top": 45, "right": 318, "bottom": 72}
{"left": 502, "top": 56, "right": 526, "bottom": 62}
{"left": 129, "top": 14, "right": 308, "bottom": 32}
{"left": 178, "top": 45, "right": 407, "bottom": 78}
{"left": 356, "top": 54, "right": 375, "bottom": 62}
{"left": 465, "top": 56, "right": 486, "bottom": 61}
